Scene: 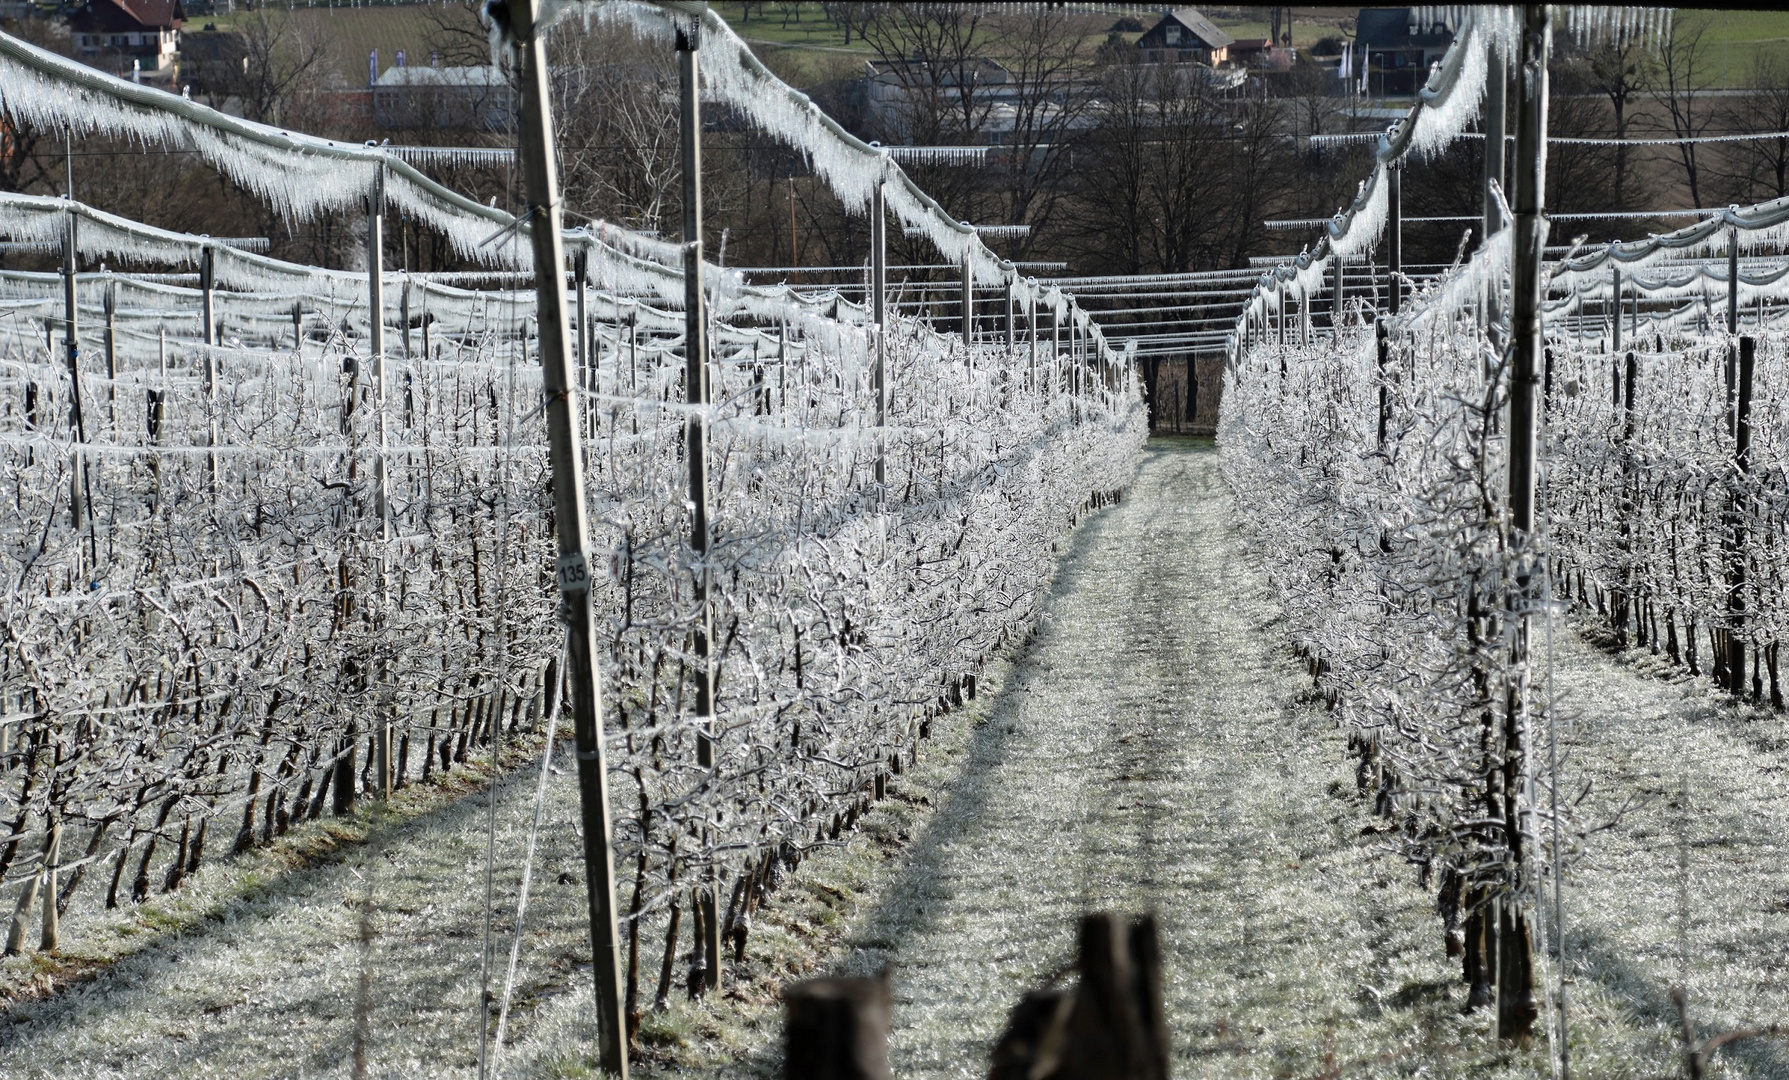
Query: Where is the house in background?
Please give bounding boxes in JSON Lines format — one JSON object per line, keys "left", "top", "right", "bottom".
{"left": 863, "top": 54, "right": 1010, "bottom": 141}
{"left": 1357, "top": 7, "right": 1457, "bottom": 94}
{"left": 373, "top": 61, "right": 516, "bottom": 133}
{"left": 1229, "top": 37, "right": 1295, "bottom": 73}
{"left": 1135, "top": 9, "right": 1234, "bottom": 65}
{"left": 69, "top": 0, "right": 183, "bottom": 73}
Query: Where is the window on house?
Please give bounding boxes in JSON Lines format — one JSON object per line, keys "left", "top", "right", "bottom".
{"left": 1165, "top": 25, "right": 1181, "bottom": 44}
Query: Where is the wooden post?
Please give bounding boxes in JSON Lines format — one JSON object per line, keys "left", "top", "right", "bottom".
{"left": 871, "top": 180, "right": 886, "bottom": 498}
{"left": 1376, "top": 318, "right": 1389, "bottom": 448}
{"left": 61, "top": 211, "right": 88, "bottom": 539}
{"left": 1331, "top": 250, "right": 1343, "bottom": 330}
{"left": 201, "top": 245, "right": 218, "bottom": 487}
{"left": 1483, "top": 43, "right": 1506, "bottom": 243}
{"left": 1611, "top": 267, "right": 1622, "bottom": 353}
{"left": 367, "top": 174, "right": 395, "bottom": 802}
{"left": 988, "top": 914, "right": 1169, "bottom": 1080}
{"left": 513, "top": 0, "right": 627, "bottom": 1070}
{"left": 1615, "top": 349, "right": 1636, "bottom": 647}
{"left": 368, "top": 174, "right": 391, "bottom": 543}
{"left": 784, "top": 975, "right": 891, "bottom": 1080}
{"left": 1004, "top": 274, "right": 1015, "bottom": 354}
{"left": 1484, "top": 47, "right": 1507, "bottom": 342}
{"left": 103, "top": 278, "right": 117, "bottom": 430}
{"left": 1027, "top": 285, "right": 1037, "bottom": 391}
{"left": 960, "top": 252, "right": 973, "bottom": 345}
{"left": 1497, "top": 2, "right": 1548, "bottom": 1045}
{"left": 37, "top": 819, "right": 60, "bottom": 953}
{"left": 575, "top": 248, "right": 591, "bottom": 452}
{"left": 1726, "top": 226, "right": 1739, "bottom": 440}
{"left": 1728, "top": 335, "right": 1754, "bottom": 697}
{"left": 678, "top": 17, "right": 723, "bottom": 998}
{"left": 1388, "top": 164, "right": 1402, "bottom": 316}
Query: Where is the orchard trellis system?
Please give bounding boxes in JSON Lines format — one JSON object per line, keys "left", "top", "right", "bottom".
{"left": 1224, "top": 1, "right": 1789, "bottom": 1067}
{"left": 0, "top": 3, "right": 1145, "bottom": 1074}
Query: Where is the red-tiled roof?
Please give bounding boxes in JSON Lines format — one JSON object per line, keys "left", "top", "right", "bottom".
{"left": 69, "top": 0, "right": 184, "bottom": 33}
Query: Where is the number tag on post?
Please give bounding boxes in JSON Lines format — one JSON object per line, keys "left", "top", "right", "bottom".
{"left": 555, "top": 550, "right": 591, "bottom": 594}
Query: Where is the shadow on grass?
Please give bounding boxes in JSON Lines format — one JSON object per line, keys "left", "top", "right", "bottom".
{"left": 0, "top": 747, "right": 565, "bottom": 1074}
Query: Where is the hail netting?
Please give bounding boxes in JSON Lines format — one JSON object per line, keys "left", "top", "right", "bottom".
{"left": 0, "top": 221, "right": 1145, "bottom": 967}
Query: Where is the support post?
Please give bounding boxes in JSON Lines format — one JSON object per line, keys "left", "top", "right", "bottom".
{"left": 103, "top": 278, "right": 117, "bottom": 430}
{"left": 960, "top": 253, "right": 972, "bottom": 345}
{"left": 784, "top": 976, "right": 892, "bottom": 1080}
{"left": 677, "top": 18, "right": 723, "bottom": 999}
{"left": 1727, "top": 226, "right": 1740, "bottom": 440}
{"left": 201, "top": 245, "right": 218, "bottom": 487}
{"left": 61, "top": 212, "right": 88, "bottom": 541}
{"left": 1388, "top": 165, "right": 1402, "bottom": 315}
{"left": 1027, "top": 285, "right": 1037, "bottom": 392}
{"left": 1375, "top": 318, "right": 1389, "bottom": 448}
{"left": 511, "top": 0, "right": 627, "bottom": 1069}
{"left": 1497, "top": 2, "right": 1548, "bottom": 1045}
{"left": 1484, "top": 44, "right": 1507, "bottom": 243}
{"left": 576, "top": 248, "right": 591, "bottom": 453}
{"left": 367, "top": 173, "right": 393, "bottom": 802}
{"left": 1332, "top": 251, "right": 1343, "bottom": 330}
{"left": 1004, "top": 274, "right": 1015, "bottom": 353}
{"left": 1729, "top": 335, "right": 1754, "bottom": 697}
{"left": 871, "top": 180, "right": 886, "bottom": 498}
{"left": 368, "top": 174, "right": 390, "bottom": 542}
{"left": 1484, "top": 42, "right": 1507, "bottom": 341}
{"left": 1611, "top": 267, "right": 1622, "bottom": 353}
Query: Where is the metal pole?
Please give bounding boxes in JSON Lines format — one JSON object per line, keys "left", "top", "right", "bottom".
{"left": 103, "top": 278, "right": 116, "bottom": 430}
{"left": 1500, "top": 1, "right": 1549, "bottom": 1046}
{"left": 1332, "top": 251, "right": 1343, "bottom": 330}
{"left": 1027, "top": 284, "right": 1037, "bottom": 391}
{"left": 576, "top": 248, "right": 591, "bottom": 453}
{"left": 368, "top": 176, "right": 390, "bottom": 541}
{"left": 62, "top": 211, "right": 88, "bottom": 543}
{"left": 1004, "top": 275, "right": 1015, "bottom": 353}
{"left": 1484, "top": 42, "right": 1507, "bottom": 343}
{"left": 511, "top": 0, "right": 626, "bottom": 1069}
{"left": 1388, "top": 166, "right": 1402, "bottom": 316}
{"left": 367, "top": 174, "right": 394, "bottom": 804}
{"left": 1729, "top": 335, "right": 1754, "bottom": 697}
{"left": 1484, "top": 43, "right": 1507, "bottom": 243}
{"left": 1376, "top": 318, "right": 1389, "bottom": 448}
{"left": 1726, "top": 226, "right": 1739, "bottom": 439}
{"left": 201, "top": 245, "right": 218, "bottom": 488}
{"left": 1611, "top": 267, "right": 1622, "bottom": 353}
{"left": 871, "top": 180, "right": 886, "bottom": 498}
{"left": 677, "top": 17, "right": 723, "bottom": 998}
{"left": 960, "top": 253, "right": 972, "bottom": 345}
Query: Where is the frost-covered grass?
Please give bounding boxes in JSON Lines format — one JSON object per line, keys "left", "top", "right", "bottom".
{"left": 0, "top": 733, "right": 608, "bottom": 1080}
{"left": 1536, "top": 621, "right": 1789, "bottom": 1079}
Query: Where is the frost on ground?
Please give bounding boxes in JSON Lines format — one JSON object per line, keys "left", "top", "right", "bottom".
{"left": 1539, "top": 624, "right": 1789, "bottom": 1079}
{"left": 0, "top": 739, "right": 606, "bottom": 1080}
{"left": 5, "top": 440, "right": 1789, "bottom": 1079}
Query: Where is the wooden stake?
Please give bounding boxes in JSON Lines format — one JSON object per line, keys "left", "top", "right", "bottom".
{"left": 1497, "top": 2, "right": 1548, "bottom": 1045}
{"left": 871, "top": 180, "right": 886, "bottom": 498}
{"left": 1728, "top": 335, "right": 1754, "bottom": 697}
{"left": 677, "top": 17, "right": 723, "bottom": 998}
{"left": 512, "top": 0, "right": 627, "bottom": 1068}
